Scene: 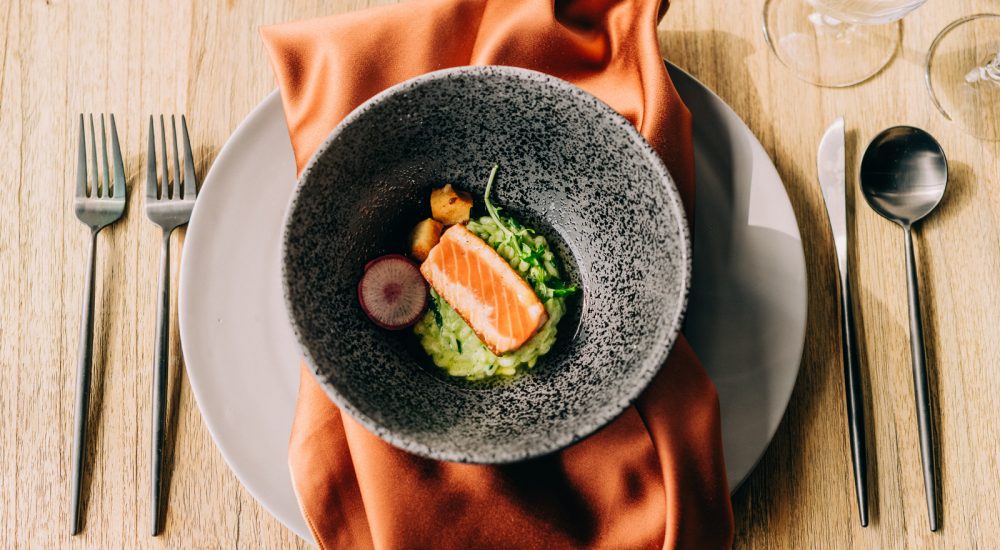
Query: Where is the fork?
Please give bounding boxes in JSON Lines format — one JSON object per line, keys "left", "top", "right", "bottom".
{"left": 71, "top": 113, "right": 126, "bottom": 535}
{"left": 145, "top": 114, "right": 197, "bottom": 536}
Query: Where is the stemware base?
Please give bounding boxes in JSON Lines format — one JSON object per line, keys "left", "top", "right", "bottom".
{"left": 764, "top": 0, "right": 901, "bottom": 88}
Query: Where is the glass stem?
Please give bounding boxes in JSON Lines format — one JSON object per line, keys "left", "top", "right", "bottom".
{"left": 968, "top": 51, "right": 1000, "bottom": 85}
{"left": 986, "top": 52, "right": 1000, "bottom": 83}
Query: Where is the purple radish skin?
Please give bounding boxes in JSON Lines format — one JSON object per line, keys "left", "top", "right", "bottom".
{"left": 358, "top": 255, "right": 429, "bottom": 330}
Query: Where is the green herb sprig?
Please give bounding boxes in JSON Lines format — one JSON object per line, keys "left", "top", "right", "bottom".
{"left": 482, "top": 164, "right": 578, "bottom": 301}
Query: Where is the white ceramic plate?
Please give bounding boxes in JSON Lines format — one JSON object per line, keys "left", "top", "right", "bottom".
{"left": 179, "top": 63, "right": 807, "bottom": 544}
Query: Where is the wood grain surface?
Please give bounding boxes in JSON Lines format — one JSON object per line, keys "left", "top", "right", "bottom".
{"left": 1, "top": 0, "right": 997, "bottom": 547}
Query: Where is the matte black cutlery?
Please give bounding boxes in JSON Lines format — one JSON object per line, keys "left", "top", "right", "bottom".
{"left": 145, "top": 115, "right": 198, "bottom": 536}
{"left": 860, "top": 126, "right": 948, "bottom": 532}
{"left": 817, "top": 117, "right": 869, "bottom": 527}
{"left": 71, "top": 114, "right": 127, "bottom": 534}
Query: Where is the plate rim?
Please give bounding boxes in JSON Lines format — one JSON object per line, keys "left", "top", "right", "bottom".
{"left": 177, "top": 90, "right": 309, "bottom": 539}
{"left": 668, "top": 61, "right": 807, "bottom": 490}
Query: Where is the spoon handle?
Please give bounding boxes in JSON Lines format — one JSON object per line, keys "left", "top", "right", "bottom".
{"left": 903, "top": 227, "right": 938, "bottom": 531}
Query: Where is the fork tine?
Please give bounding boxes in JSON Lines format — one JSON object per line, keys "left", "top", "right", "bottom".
{"left": 110, "top": 114, "right": 126, "bottom": 199}
{"left": 89, "top": 114, "right": 100, "bottom": 197}
{"left": 159, "top": 115, "right": 170, "bottom": 199}
{"left": 170, "top": 116, "right": 181, "bottom": 200}
{"left": 181, "top": 115, "right": 197, "bottom": 199}
{"left": 146, "top": 116, "right": 158, "bottom": 199}
{"left": 76, "top": 114, "right": 87, "bottom": 198}
{"left": 100, "top": 115, "right": 111, "bottom": 199}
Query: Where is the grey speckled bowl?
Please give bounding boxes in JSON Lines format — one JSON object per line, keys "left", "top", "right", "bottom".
{"left": 282, "top": 66, "right": 690, "bottom": 463}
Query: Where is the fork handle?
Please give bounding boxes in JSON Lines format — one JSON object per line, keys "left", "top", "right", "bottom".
{"left": 151, "top": 230, "right": 171, "bottom": 536}
{"left": 71, "top": 229, "right": 98, "bottom": 535}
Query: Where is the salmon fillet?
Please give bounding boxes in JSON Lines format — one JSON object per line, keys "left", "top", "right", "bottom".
{"left": 420, "top": 224, "right": 547, "bottom": 355}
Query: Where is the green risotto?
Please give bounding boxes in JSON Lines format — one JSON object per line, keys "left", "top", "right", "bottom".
{"left": 414, "top": 215, "right": 575, "bottom": 380}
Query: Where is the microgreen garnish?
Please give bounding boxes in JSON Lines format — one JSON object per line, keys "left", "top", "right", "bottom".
{"left": 484, "top": 163, "right": 514, "bottom": 240}
{"left": 481, "top": 164, "right": 578, "bottom": 301}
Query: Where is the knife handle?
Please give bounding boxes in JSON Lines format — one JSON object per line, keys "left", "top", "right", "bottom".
{"left": 840, "top": 275, "right": 869, "bottom": 527}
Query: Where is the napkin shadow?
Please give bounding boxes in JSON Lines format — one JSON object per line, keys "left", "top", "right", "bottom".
{"left": 497, "top": 456, "right": 598, "bottom": 545}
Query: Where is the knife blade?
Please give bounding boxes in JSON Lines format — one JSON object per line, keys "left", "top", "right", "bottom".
{"left": 818, "top": 117, "right": 847, "bottom": 282}
{"left": 817, "top": 117, "right": 870, "bottom": 528}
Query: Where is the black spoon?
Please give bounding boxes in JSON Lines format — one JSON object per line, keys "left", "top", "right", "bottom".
{"left": 860, "top": 126, "right": 948, "bottom": 532}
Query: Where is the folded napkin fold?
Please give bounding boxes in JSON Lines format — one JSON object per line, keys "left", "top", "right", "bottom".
{"left": 261, "top": 1, "right": 733, "bottom": 548}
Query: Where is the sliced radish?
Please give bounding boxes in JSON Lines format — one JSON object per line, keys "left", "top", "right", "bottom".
{"left": 358, "top": 254, "right": 429, "bottom": 330}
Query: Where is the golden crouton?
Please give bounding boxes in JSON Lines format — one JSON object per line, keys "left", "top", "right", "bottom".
{"left": 409, "top": 218, "right": 444, "bottom": 262}
{"left": 430, "top": 184, "right": 473, "bottom": 226}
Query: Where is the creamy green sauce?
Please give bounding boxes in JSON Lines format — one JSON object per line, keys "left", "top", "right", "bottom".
{"left": 413, "top": 216, "right": 571, "bottom": 380}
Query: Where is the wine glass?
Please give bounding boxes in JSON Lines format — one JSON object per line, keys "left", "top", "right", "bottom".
{"left": 925, "top": 13, "right": 1000, "bottom": 140}
{"left": 764, "top": 0, "right": 929, "bottom": 87}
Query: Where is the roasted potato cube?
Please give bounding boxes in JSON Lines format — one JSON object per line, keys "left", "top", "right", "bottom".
{"left": 430, "top": 184, "right": 473, "bottom": 226}
{"left": 409, "top": 218, "right": 444, "bottom": 262}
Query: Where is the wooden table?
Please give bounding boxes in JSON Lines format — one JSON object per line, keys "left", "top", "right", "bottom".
{"left": 2, "top": 0, "right": 997, "bottom": 547}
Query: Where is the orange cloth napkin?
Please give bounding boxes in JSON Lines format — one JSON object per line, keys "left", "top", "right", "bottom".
{"left": 261, "top": 1, "right": 734, "bottom": 548}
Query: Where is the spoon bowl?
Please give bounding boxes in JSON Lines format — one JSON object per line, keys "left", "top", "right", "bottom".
{"left": 859, "top": 126, "right": 948, "bottom": 226}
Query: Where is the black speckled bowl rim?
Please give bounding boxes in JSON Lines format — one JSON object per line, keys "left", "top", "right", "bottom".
{"left": 280, "top": 65, "right": 692, "bottom": 463}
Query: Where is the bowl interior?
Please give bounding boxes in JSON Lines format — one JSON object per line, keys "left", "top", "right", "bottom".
{"left": 283, "top": 66, "right": 689, "bottom": 463}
